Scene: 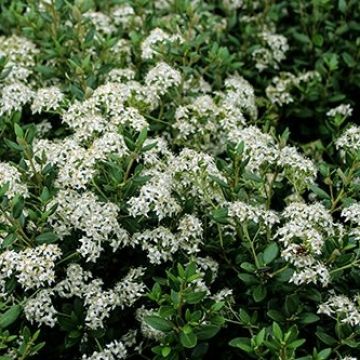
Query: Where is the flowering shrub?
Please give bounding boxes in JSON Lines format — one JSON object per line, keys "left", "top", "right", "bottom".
{"left": 0, "top": 1, "right": 359, "bottom": 359}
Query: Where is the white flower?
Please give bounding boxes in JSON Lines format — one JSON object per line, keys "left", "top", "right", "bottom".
{"left": 222, "top": 0, "right": 243, "bottom": 10}
{"left": 176, "top": 214, "right": 203, "bottom": 254}
{"left": 55, "top": 264, "right": 92, "bottom": 298}
{"left": 0, "top": 82, "right": 34, "bottom": 115}
{"left": 223, "top": 74, "right": 257, "bottom": 119}
{"left": 141, "top": 28, "right": 182, "bottom": 60}
{"left": 228, "top": 201, "right": 279, "bottom": 226}
{"left": 336, "top": 125, "right": 360, "bottom": 152}
{"left": 290, "top": 262, "right": 330, "bottom": 287}
{"left": 278, "top": 145, "right": 317, "bottom": 188}
{"left": 127, "top": 172, "right": 181, "bottom": 220}
{"left": 261, "top": 32, "right": 289, "bottom": 64}
{"left": 229, "top": 126, "right": 278, "bottom": 172}
{"left": 82, "top": 340, "right": 127, "bottom": 360}
{"left": 83, "top": 12, "right": 115, "bottom": 34}
{"left": 133, "top": 227, "right": 178, "bottom": 264}
{"left": 0, "top": 162, "right": 28, "bottom": 199}
{"left": 0, "top": 244, "right": 62, "bottom": 290}
{"left": 112, "top": 5, "right": 136, "bottom": 27}
{"left": 145, "top": 62, "right": 182, "bottom": 95}
{"left": 31, "top": 86, "right": 64, "bottom": 113}
{"left": 341, "top": 203, "right": 360, "bottom": 225}
{"left": 327, "top": 104, "right": 353, "bottom": 118}
{"left": 318, "top": 294, "right": 360, "bottom": 327}
{"left": 24, "top": 289, "right": 57, "bottom": 327}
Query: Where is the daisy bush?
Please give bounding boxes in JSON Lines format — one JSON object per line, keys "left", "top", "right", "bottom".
{"left": 0, "top": 1, "right": 359, "bottom": 359}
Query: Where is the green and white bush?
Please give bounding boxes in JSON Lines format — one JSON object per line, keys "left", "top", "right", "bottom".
{"left": 0, "top": 0, "right": 359, "bottom": 359}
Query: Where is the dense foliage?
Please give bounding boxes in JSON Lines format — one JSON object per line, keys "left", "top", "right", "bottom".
{"left": 0, "top": 0, "right": 359, "bottom": 359}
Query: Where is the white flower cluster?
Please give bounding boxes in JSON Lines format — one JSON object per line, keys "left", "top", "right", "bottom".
{"left": 275, "top": 202, "right": 334, "bottom": 287}
{"left": 82, "top": 268, "right": 145, "bottom": 329}
{"left": 0, "top": 35, "right": 38, "bottom": 82}
{"left": 222, "top": 0, "right": 243, "bottom": 10}
{"left": 336, "top": 125, "right": 360, "bottom": 153}
{"left": 232, "top": 126, "right": 278, "bottom": 171}
{"left": 0, "top": 162, "right": 28, "bottom": 199}
{"left": 48, "top": 189, "right": 129, "bottom": 262}
{"left": 227, "top": 126, "right": 317, "bottom": 190}
{"left": 341, "top": 203, "right": 360, "bottom": 240}
{"left": 83, "top": 12, "right": 115, "bottom": 35}
{"left": 141, "top": 28, "right": 183, "bottom": 60}
{"left": 52, "top": 265, "right": 145, "bottom": 330}
{"left": 0, "top": 244, "right": 62, "bottom": 291}
{"left": 31, "top": 86, "right": 64, "bottom": 114}
{"left": 341, "top": 202, "right": 360, "bottom": 225}
{"left": 144, "top": 62, "right": 182, "bottom": 95}
{"left": 266, "top": 71, "right": 321, "bottom": 106}
{"left": 170, "top": 148, "right": 226, "bottom": 205}
{"left": 24, "top": 289, "right": 57, "bottom": 327}
{"left": 0, "top": 82, "right": 34, "bottom": 116}
{"left": 318, "top": 293, "right": 360, "bottom": 327}
{"left": 252, "top": 30, "right": 288, "bottom": 71}
{"left": 193, "top": 256, "right": 219, "bottom": 282}
{"left": 223, "top": 74, "right": 258, "bottom": 119}
{"left": 55, "top": 263, "right": 92, "bottom": 298}
{"left": 228, "top": 201, "right": 279, "bottom": 226}
{"left": 113, "top": 4, "right": 140, "bottom": 28}
{"left": 132, "top": 215, "right": 203, "bottom": 264}
{"left": 173, "top": 75, "right": 256, "bottom": 152}
{"left": 327, "top": 104, "right": 353, "bottom": 118}
{"left": 128, "top": 171, "right": 180, "bottom": 220}
{"left": 278, "top": 145, "right": 317, "bottom": 189}
{"left": 82, "top": 340, "right": 128, "bottom": 360}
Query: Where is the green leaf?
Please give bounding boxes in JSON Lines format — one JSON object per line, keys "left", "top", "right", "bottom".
{"left": 212, "top": 207, "right": 229, "bottom": 224}
{"left": 0, "top": 182, "right": 10, "bottom": 197}
{"left": 40, "top": 187, "right": 51, "bottom": 203}
{"left": 1, "top": 233, "right": 16, "bottom": 248}
{"left": 255, "top": 328, "right": 266, "bottom": 346}
{"left": 299, "top": 312, "right": 320, "bottom": 324}
{"left": 267, "top": 309, "right": 285, "bottom": 322}
{"left": 288, "top": 338, "right": 305, "bottom": 349}
{"left": 196, "top": 325, "right": 220, "bottom": 340}
{"left": 252, "top": 285, "right": 267, "bottom": 303}
{"left": 263, "top": 243, "right": 279, "bottom": 264}
{"left": 36, "top": 232, "right": 59, "bottom": 244}
{"left": 14, "top": 123, "right": 24, "bottom": 138}
{"left": 184, "top": 291, "right": 206, "bottom": 304}
{"left": 161, "top": 346, "right": 171, "bottom": 357}
{"left": 144, "top": 316, "right": 174, "bottom": 332}
{"left": 0, "top": 305, "right": 22, "bottom": 328}
{"left": 272, "top": 322, "right": 283, "bottom": 341}
{"left": 136, "top": 127, "right": 148, "bottom": 148}
{"left": 284, "top": 295, "right": 299, "bottom": 316}
{"left": 228, "top": 337, "right": 252, "bottom": 352}
{"left": 338, "top": 0, "right": 347, "bottom": 13}
{"left": 240, "top": 262, "right": 256, "bottom": 273}
{"left": 4, "top": 139, "right": 23, "bottom": 151}
{"left": 238, "top": 273, "right": 258, "bottom": 285}
{"left": 315, "top": 331, "right": 337, "bottom": 346}
{"left": 12, "top": 196, "right": 25, "bottom": 218}
{"left": 293, "top": 32, "right": 311, "bottom": 44}
{"left": 180, "top": 331, "right": 197, "bottom": 348}
{"left": 239, "top": 308, "right": 251, "bottom": 324}
{"left": 124, "top": 136, "right": 136, "bottom": 151}
{"left": 309, "top": 185, "right": 330, "bottom": 200}
{"left": 191, "top": 343, "right": 209, "bottom": 358}
{"left": 318, "top": 348, "right": 332, "bottom": 359}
